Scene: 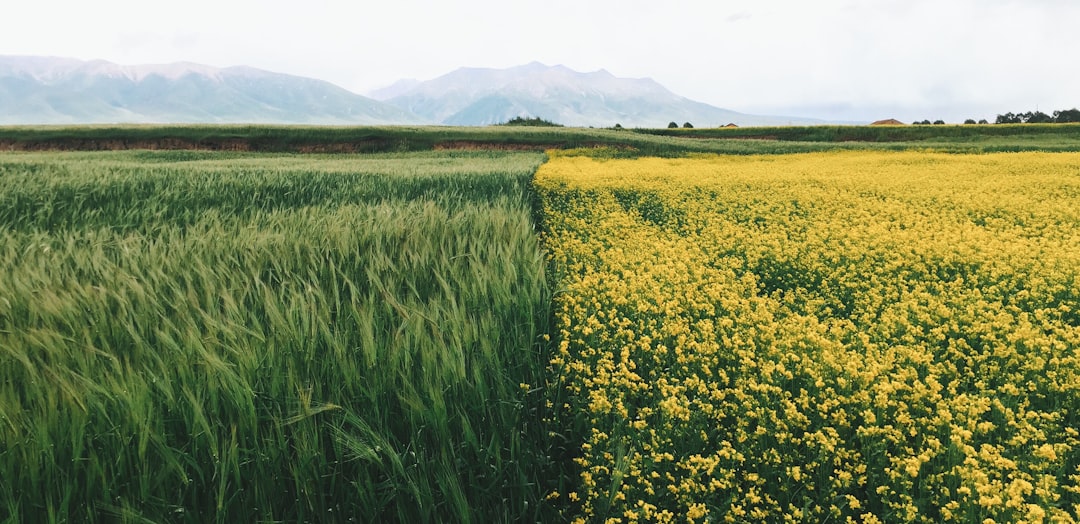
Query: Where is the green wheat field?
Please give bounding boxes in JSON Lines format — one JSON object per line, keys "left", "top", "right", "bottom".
{"left": 1, "top": 150, "right": 555, "bottom": 522}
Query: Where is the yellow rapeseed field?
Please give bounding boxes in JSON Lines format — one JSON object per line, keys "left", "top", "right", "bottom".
{"left": 535, "top": 150, "right": 1080, "bottom": 523}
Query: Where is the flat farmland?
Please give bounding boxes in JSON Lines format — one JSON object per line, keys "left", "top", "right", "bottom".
{"left": 3, "top": 132, "right": 1080, "bottom": 523}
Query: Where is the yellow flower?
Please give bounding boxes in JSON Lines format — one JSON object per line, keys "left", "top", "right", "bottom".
{"left": 535, "top": 150, "right": 1080, "bottom": 522}
{"left": 686, "top": 503, "right": 708, "bottom": 521}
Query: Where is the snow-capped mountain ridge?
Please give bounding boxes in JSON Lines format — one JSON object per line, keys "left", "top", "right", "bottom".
{"left": 1, "top": 56, "right": 828, "bottom": 127}
{"left": 379, "top": 62, "right": 824, "bottom": 127}
{"left": 0, "top": 55, "right": 426, "bottom": 125}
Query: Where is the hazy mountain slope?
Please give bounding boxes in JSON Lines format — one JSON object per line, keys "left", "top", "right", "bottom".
{"left": 0, "top": 56, "right": 428, "bottom": 125}
{"left": 2, "top": 56, "right": 830, "bottom": 127}
{"left": 366, "top": 78, "right": 422, "bottom": 101}
{"left": 382, "top": 62, "right": 825, "bottom": 127}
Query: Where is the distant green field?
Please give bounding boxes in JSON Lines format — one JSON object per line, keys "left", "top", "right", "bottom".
{"left": 3, "top": 122, "right": 1080, "bottom": 156}
{"left": 0, "top": 150, "right": 554, "bottom": 522}
{"left": 641, "top": 123, "right": 1080, "bottom": 153}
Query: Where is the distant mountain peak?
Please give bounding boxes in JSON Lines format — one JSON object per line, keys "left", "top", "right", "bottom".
{"left": 381, "top": 62, "right": 785, "bottom": 127}
{"left": 519, "top": 61, "right": 550, "bottom": 70}
{"left": 366, "top": 78, "right": 422, "bottom": 101}
{"left": 0, "top": 55, "right": 428, "bottom": 125}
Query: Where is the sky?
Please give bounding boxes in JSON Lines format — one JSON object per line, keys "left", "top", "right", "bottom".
{"left": 3, "top": 0, "right": 1078, "bottom": 123}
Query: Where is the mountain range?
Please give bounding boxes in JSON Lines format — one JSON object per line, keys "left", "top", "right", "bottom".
{"left": 370, "top": 62, "right": 825, "bottom": 127}
{"left": 0, "top": 56, "right": 828, "bottom": 127}
{"left": 0, "top": 56, "right": 422, "bottom": 125}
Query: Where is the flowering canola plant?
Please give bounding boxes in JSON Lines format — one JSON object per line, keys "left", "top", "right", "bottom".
{"left": 535, "top": 150, "right": 1080, "bottom": 523}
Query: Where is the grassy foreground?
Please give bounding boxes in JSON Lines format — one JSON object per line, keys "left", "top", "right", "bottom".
{"left": 4, "top": 126, "right": 1080, "bottom": 522}
{"left": 0, "top": 150, "right": 553, "bottom": 522}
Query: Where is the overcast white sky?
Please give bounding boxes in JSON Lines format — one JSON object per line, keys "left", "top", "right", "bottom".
{"left": 3, "top": 0, "right": 1078, "bottom": 122}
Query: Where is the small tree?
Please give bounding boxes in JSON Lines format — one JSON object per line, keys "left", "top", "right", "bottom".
{"left": 613, "top": 123, "right": 623, "bottom": 130}
{"left": 498, "top": 116, "right": 563, "bottom": 127}
{"left": 683, "top": 122, "right": 694, "bottom": 129}
{"left": 933, "top": 120, "right": 946, "bottom": 125}
{"left": 668, "top": 121, "right": 679, "bottom": 129}
{"left": 964, "top": 119, "right": 977, "bottom": 125}
{"left": 978, "top": 119, "right": 989, "bottom": 124}
{"left": 996, "top": 112, "right": 1021, "bottom": 124}
{"left": 1027, "top": 111, "right": 1053, "bottom": 123}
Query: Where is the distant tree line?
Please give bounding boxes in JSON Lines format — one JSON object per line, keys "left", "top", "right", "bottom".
{"left": 993, "top": 109, "right": 1080, "bottom": 124}
{"left": 914, "top": 108, "right": 1080, "bottom": 125}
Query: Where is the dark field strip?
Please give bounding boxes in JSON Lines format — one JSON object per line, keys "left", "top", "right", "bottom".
{"left": 4, "top": 123, "right": 1080, "bottom": 156}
